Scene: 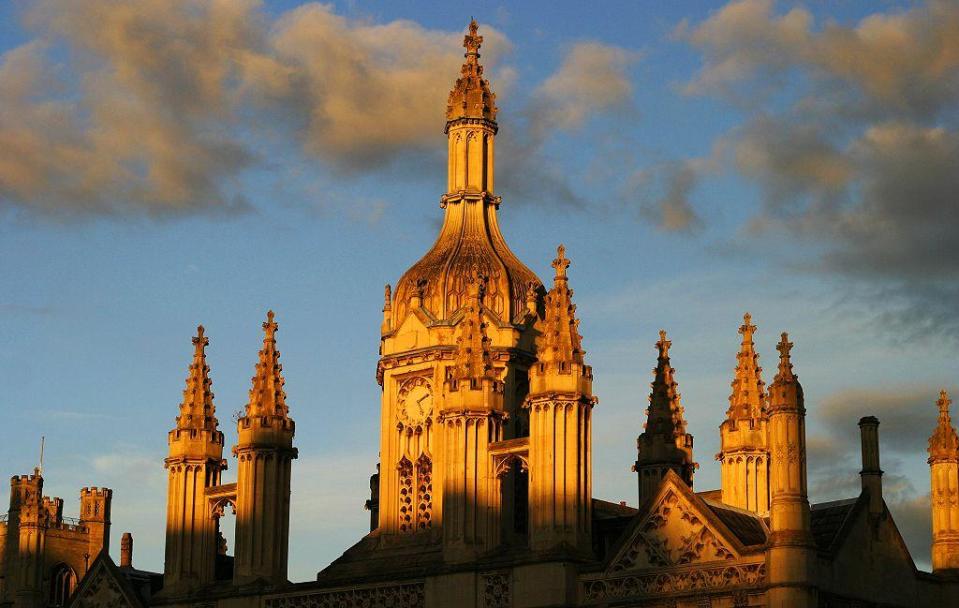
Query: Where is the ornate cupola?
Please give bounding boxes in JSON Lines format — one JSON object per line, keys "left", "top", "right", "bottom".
{"left": 388, "top": 19, "right": 540, "bottom": 326}
{"left": 373, "top": 20, "right": 545, "bottom": 556}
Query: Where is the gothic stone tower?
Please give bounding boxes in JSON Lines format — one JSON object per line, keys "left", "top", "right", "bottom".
{"left": 525, "top": 246, "right": 595, "bottom": 553}
{"left": 163, "top": 326, "right": 224, "bottom": 593}
{"left": 928, "top": 389, "right": 959, "bottom": 574}
{"left": 718, "top": 313, "right": 771, "bottom": 515}
{"left": 634, "top": 330, "right": 695, "bottom": 506}
{"left": 233, "top": 311, "right": 297, "bottom": 585}
{"left": 376, "top": 20, "right": 541, "bottom": 555}
{"left": 765, "top": 333, "right": 815, "bottom": 607}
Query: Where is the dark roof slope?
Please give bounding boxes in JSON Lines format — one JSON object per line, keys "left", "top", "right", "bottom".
{"left": 701, "top": 499, "right": 767, "bottom": 546}
{"left": 810, "top": 497, "right": 860, "bottom": 553}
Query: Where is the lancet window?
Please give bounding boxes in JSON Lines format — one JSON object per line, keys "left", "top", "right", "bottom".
{"left": 416, "top": 454, "right": 433, "bottom": 530}
{"left": 398, "top": 457, "right": 414, "bottom": 532}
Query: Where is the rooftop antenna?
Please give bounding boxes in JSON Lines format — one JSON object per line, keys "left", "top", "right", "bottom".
{"left": 38, "top": 436, "right": 45, "bottom": 476}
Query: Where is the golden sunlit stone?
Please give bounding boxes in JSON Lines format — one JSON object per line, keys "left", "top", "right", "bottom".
{"left": 4, "top": 17, "right": 959, "bottom": 608}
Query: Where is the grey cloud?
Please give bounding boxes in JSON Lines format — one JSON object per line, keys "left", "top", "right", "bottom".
{"left": 1, "top": 3, "right": 637, "bottom": 219}
{"left": 676, "top": 0, "right": 959, "bottom": 341}
{"left": 683, "top": 0, "right": 959, "bottom": 120}
{"left": 632, "top": 160, "right": 704, "bottom": 233}
{"left": 816, "top": 387, "right": 942, "bottom": 455}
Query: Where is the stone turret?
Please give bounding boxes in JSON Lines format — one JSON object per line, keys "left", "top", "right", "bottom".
{"left": 440, "top": 278, "right": 505, "bottom": 563}
{"left": 634, "top": 330, "right": 695, "bottom": 506}
{"left": 233, "top": 311, "right": 298, "bottom": 586}
{"left": 525, "top": 245, "right": 596, "bottom": 552}
{"left": 163, "top": 325, "right": 224, "bottom": 594}
{"left": 929, "top": 389, "right": 959, "bottom": 574}
{"left": 718, "top": 313, "right": 770, "bottom": 515}
{"left": 766, "top": 332, "right": 815, "bottom": 607}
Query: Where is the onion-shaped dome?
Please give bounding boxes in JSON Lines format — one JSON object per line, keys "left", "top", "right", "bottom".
{"left": 392, "top": 194, "right": 540, "bottom": 323}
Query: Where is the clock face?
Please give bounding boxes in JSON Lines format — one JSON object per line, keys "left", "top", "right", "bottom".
{"left": 399, "top": 383, "right": 433, "bottom": 425}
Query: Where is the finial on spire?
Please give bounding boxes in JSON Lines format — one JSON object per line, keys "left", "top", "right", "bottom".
{"left": 177, "top": 323, "right": 218, "bottom": 432}
{"left": 383, "top": 284, "right": 392, "bottom": 311}
{"left": 739, "top": 313, "right": 756, "bottom": 341}
{"left": 775, "top": 332, "right": 796, "bottom": 381}
{"left": 939, "top": 390, "right": 953, "bottom": 414}
{"left": 193, "top": 325, "right": 208, "bottom": 349}
{"left": 447, "top": 18, "right": 496, "bottom": 123}
{"left": 464, "top": 18, "right": 482, "bottom": 57}
{"left": 656, "top": 330, "right": 671, "bottom": 358}
{"left": 929, "top": 389, "right": 959, "bottom": 462}
{"left": 727, "top": 312, "right": 766, "bottom": 420}
{"left": 247, "top": 310, "right": 288, "bottom": 418}
{"left": 552, "top": 244, "right": 570, "bottom": 281}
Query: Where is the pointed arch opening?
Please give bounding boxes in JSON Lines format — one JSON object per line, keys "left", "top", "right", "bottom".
{"left": 49, "top": 563, "right": 77, "bottom": 607}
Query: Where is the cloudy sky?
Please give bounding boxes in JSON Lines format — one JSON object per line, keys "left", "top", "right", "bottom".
{"left": 0, "top": 0, "right": 956, "bottom": 580}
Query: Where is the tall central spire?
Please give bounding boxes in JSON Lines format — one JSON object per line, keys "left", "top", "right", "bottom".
{"left": 388, "top": 19, "right": 539, "bottom": 326}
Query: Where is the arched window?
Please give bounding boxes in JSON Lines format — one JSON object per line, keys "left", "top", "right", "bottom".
{"left": 398, "top": 457, "right": 414, "bottom": 533}
{"left": 416, "top": 454, "right": 433, "bottom": 530}
{"left": 49, "top": 563, "right": 77, "bottom": 607}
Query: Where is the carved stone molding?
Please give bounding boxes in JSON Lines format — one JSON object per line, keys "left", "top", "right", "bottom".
{"left": 483, "top": 571, "right": 511, "bottom": 608}
{"left": 266, "top": 582, "right": 425, "bottom": 608}
{"left": 583, "top": 562, "right": 766, "bottom": 603}
{"left": 611, "top": 490, "right": 735, "bottom": 572}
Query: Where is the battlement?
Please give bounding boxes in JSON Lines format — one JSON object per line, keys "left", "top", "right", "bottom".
{"left": 11, "top": 474, "right": 41, "bottom": 484}
{"left": 80, "top": 486, "right": 113, "bottom": 497}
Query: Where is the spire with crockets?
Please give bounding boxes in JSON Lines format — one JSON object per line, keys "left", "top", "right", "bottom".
{"left": 727, "top": 313, "right": 767, "bottom": 421}
{"left": 176, "top": 325, "right": 218, "bottom": 431}
{"left": 246, "top": 310, "right": 289, "bottom": 419}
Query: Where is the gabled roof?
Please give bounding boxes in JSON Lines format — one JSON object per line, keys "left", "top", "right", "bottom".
{"left": 68, "top": 550, "right": 145, "bottom": 608}
{"left": 603, "top": 470, "right": 768, "bottom": 573}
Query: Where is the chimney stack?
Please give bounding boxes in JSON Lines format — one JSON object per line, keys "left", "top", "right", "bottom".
{"left": 858, "top": 416, "right": 883, "bottom": 517}
{"left": 120, "top": 532, "right": 133, "bottom": 568}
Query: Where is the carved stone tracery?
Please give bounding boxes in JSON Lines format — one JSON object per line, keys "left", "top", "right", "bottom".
{"left": 583, "top": 562, "right": 766, "bottom": 602}
{"left": 612, "top": 491, "right": 735, "bottom": 572}
{"left": 266, "top": 582, "right": 425, "bottom": 608}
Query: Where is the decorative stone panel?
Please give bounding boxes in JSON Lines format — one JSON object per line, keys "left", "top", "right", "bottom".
{"left": 265, "top": 582, "right": 425, "bottom": 608}
{"left": 483, "top": 570, "right": 511, "bottom": 608}
{"left": 582, "top": 562, "right": 766, "bottom": 603}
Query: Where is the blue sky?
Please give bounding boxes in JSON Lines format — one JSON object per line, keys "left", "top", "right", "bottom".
{"left": 0, "top": 0, "right": 957, "bottom": 580}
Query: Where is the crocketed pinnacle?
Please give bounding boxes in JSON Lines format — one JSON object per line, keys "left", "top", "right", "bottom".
{"left": 446, "top": 19, "right": 497, "bottom": 124}
{"left": 767, "top": 332, "right": 803, "bottom": 412}
{"left": 644, "top": 331, "right": 688, "bottom": 439}
{"left": 450, "top": 278, "right": 494, "bottom": 384}
{"left": 727, "top": 313, "right": 766, "bottom": 420}
{"left": 246, "top": 311, "right": 288, "bottom": 418}
{"left": 537, "top": 245, "right": 584, "bottom": 367}
{"left": 176, "top": 325, "right": 218, "bottom": 431}
{"left": 929, "top": 390, "right": 959, "bottom": 462}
